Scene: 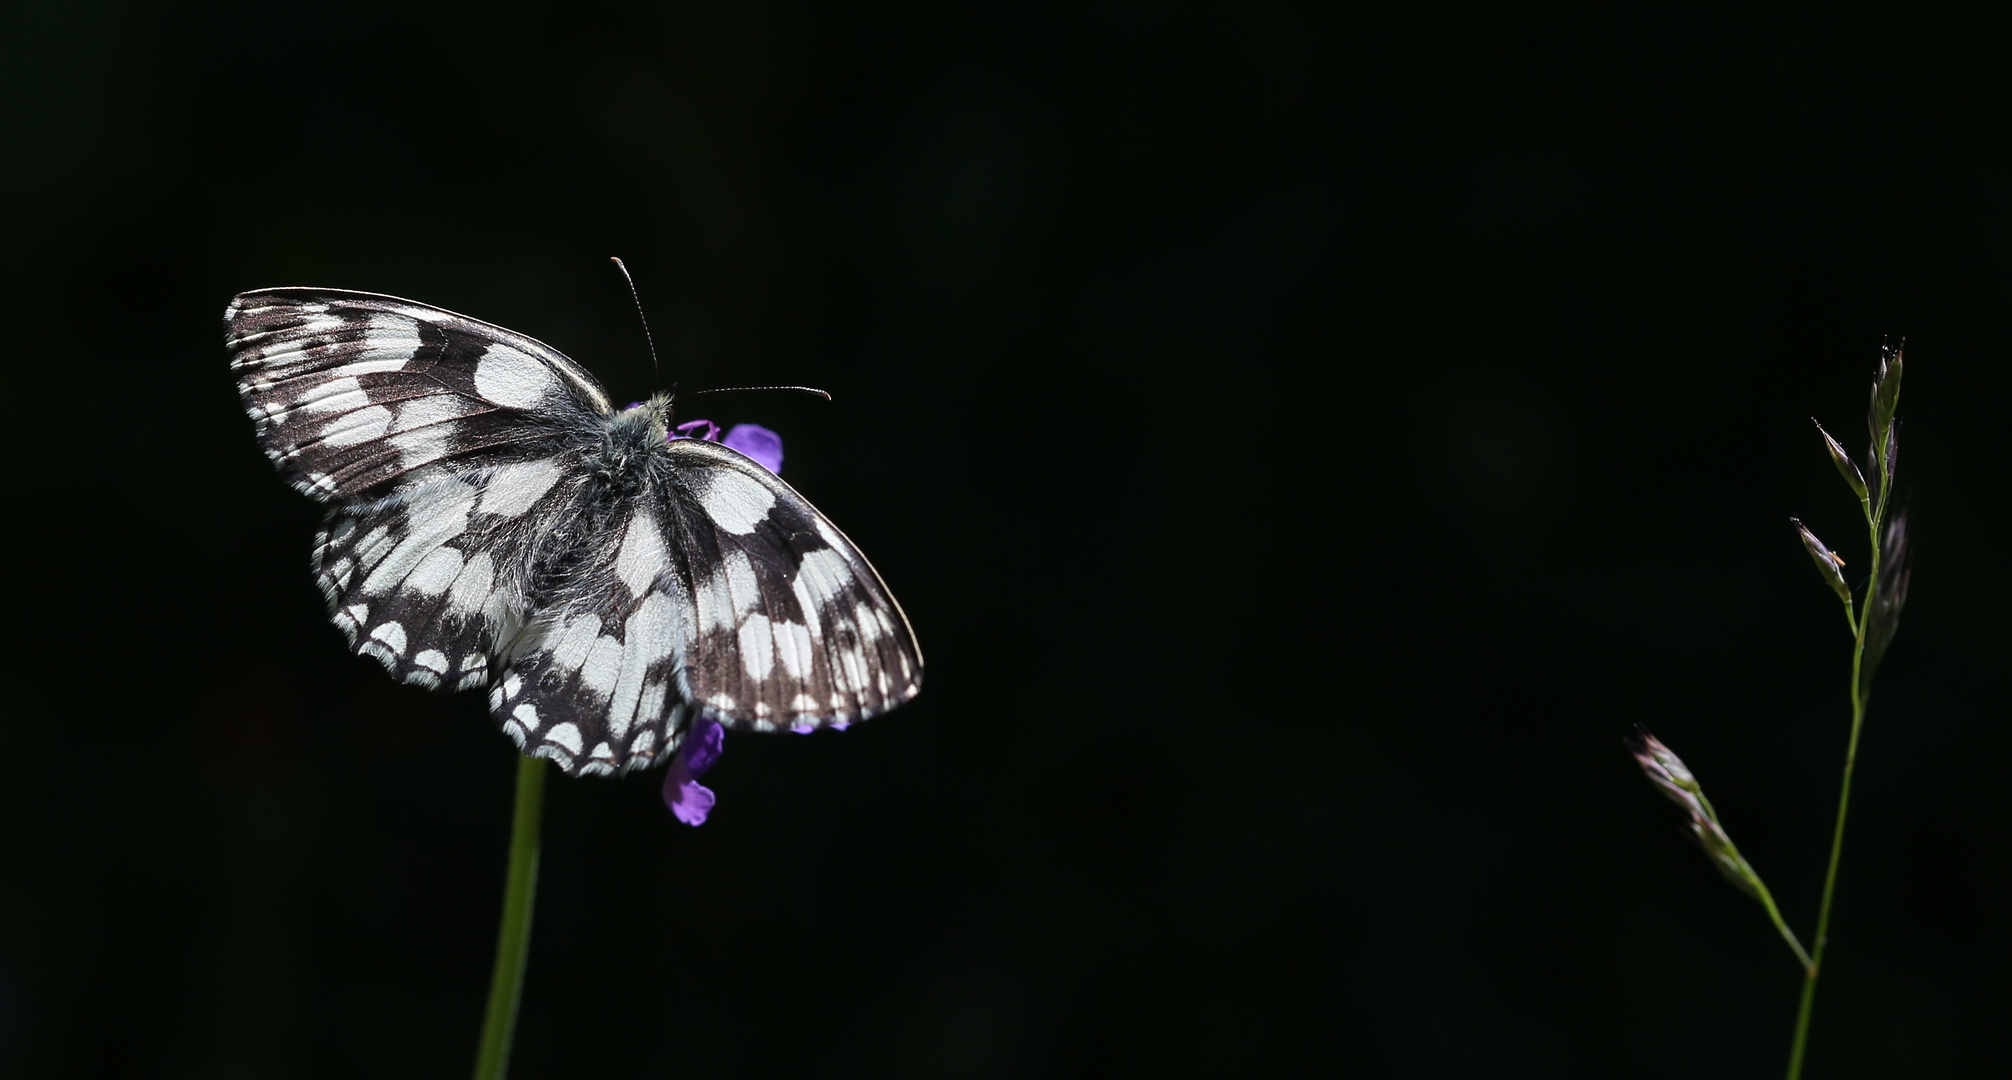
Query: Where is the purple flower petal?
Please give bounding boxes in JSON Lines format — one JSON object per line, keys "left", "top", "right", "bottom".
{"left": 661, "top": 719, "right": 726, "bottom": 827}
{"left": 670, "top": 418, "right": 721, "bottom": 443}
{"left": 664, "top": 775, "right": 716, "bottom": 827}
{"left": 722, "top": 423, "right": 783, "bottom": 474}
{"left": 681, "top": 718, "right": 724, "bottom": 777}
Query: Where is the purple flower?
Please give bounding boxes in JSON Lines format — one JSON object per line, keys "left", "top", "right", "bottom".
{"left": 670, "top": 417, "right": 722, "bottom": 443}
{"left": 721, "top": 423, "right": 784, "bottom": 474}
{"left": 668, "top": 417, "right": 783, "bottom": 475}
{"left": 662, "top": 718, "right": 725, "bottom": 826}
{"left": 654, "top": 418, "right": 789, "bottom": 825}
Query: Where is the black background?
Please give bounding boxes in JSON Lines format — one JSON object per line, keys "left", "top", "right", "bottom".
{"left": 3, "top": 2, "right": 2009, "bottom": 1077}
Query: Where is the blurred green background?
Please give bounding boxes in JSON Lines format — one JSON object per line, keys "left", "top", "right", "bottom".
{"left": 3, "top": 1, "right": 2010, "bottom": 1076}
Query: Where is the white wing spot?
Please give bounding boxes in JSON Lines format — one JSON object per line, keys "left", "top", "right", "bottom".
{"left": 531, "top": 745, "right": 575, "bottom": 770}
{"left": 544, "top": 722, "right": 584, "bottom": 754}
{"left": 405, "top": 546, "right": 464, "bottom": 596}
{"left": 635, "top": 680, "right": 669, "bottom": 736}
{"left": 477, "top": 460, "right": 563, "bottom": 518}
{"left": 354, "top": 525, "right": 394, "bottom": 566}
{"left": 297, "top": 376, "right": 363, "bottom": 414}
{"left": 370, "top": 621, "right": 408, "bottom": 655}
{"left": 389, "top": 418, "right": 453, "bottom": 472}
{"left": 548, "top": 615, "right": 603, "bottom": 674}
{"left": 724, "top": 550, "right": 759, "bottom": 614}
{"left": 607, "top": 594, "right": 678, "bottom": 739}
{"left": 512, "top": 703, "right": 541, "bottom": 730}
{"left": 361, "top": 481, "right": 478, "bottom": 595}
{"left": 345, "top": 327, "right": 428, "bottom": 371}
{"left": 580, "top": 634, "right": 623, "bottom": 699}
{"left": 448, "top": 552, "right": 498, "bottom": 620}
{"left": 776, "top": 620, "right": 814, "bottom": 680}
{"left": 318, "top": 405, "right": 393, "bottom": 448}
{"left": 473, "top": 350, "right": 554, "bottom": 410}
{"left": 835, "top": 642, "right": 870, "bottom": 695}
{"left": 614, "top": 512, "right": 666, "bottom": 596}
{"left": 855, "top": 601, "right": 886, "bottom": 641}
{"left": 696, "top": 566, "right": 736, "bottom": 632}
{"left": 738, "top": 614, "right": 776, "bottom": 679}
{"left": 699, "top": 471, "right": 776, "bottom": 535}
{"left": 414, "top": 649, "right": 449, "bottom": 673}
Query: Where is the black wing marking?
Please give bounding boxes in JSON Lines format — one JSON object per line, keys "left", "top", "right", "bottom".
{"left": 314, "top": 459, "right": 597, "bottom": 694}
{"left": 661, "top": 438, "right": 924, "bottom": 734}
{"left": 226, "top": 287, "right": 612, "bottom": 504}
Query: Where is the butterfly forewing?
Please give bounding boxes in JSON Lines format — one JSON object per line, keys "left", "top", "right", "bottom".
{"left": 661, "top": 439, "right": 923, "bottom": 732}
{"left": 229, "top": 287, "right": 922, "bottom": 777}
{"left": 226, "top": 288, "right": 611, "bottom": 503}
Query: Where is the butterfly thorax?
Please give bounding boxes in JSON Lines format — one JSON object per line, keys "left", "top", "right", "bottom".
{"left": 588, "top": 396, "right": 673, "bottom": 497}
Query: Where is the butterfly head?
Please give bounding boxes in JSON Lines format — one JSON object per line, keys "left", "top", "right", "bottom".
{"left": 613, "top": 393, "right": 676, "bottom": 441}
{"left": 593, "top": 394, "right": 676, "bottom": 494}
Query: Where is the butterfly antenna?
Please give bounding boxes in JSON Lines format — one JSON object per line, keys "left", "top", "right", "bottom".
{"left": 680, "top": 385, "right": 833, "bottom": 401}
{"left": 609, "top": 256, "right": 662, "bottom": 388}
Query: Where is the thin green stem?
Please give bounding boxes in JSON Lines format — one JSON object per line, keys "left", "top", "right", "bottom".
{"left": 1691, "top": 789, "right": 1811, "bottom": 969}
{"left": 1749, "top": 873, "right": 1813, "bottom": 972}
{"left": 475, "top": 755, "right": 547, "bottom": 1080}
{"left": 1785, "top": 473, "right": 1886, "bottom": 1080}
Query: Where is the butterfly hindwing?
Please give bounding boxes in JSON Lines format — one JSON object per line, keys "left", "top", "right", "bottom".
{"left": 314, "top": 458, "right": 594, "bottom": 694}
{"left": 226, "top": 288, "right": 612, "bottom": 503}
{"left": 488, "top": 503, "right": 697, "bottom": 775}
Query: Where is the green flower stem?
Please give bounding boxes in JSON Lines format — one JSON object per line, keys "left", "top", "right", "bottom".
{"left": 1692, "top": 789, "right": 1811, "bottom": 970}
{"left": 1785, "top": 479, "right": 1887, "bottom": 1080}
{"left": 1751, "top": 869, "right": 1814, "bottom": 973}
{"left": 475, "top": 754, "right": 547, "bottom": 1080}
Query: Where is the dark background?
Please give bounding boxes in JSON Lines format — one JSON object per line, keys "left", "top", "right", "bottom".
{"left": 3, "top": 1, "right": 2008, "bottom": 1076}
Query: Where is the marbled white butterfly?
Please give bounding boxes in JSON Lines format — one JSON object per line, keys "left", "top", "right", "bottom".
{"left": 227, "top": 288, "right": 923, "bottom": 776}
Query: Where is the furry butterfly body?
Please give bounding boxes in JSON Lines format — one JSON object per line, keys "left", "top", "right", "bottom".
{"left": 227, "top": 287, "right": 922, "bottom": 776}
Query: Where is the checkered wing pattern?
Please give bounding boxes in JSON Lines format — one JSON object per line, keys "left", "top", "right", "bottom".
{"left": 226, "top": 287, "right": 611, "bottom": 503}
{"left": 312, "top": 460, "right": 592, "bottom": 698}
{"left": 489, "top": 439, "right": 923, "bottom": 775}
{"left": 228, "top": 287, "right": 922, "bottom": 777}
